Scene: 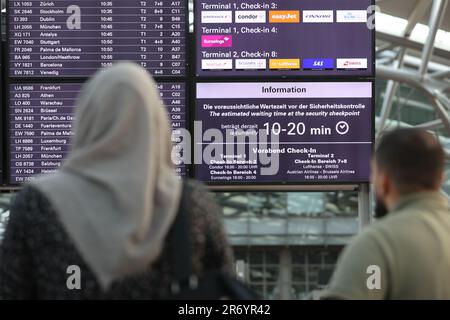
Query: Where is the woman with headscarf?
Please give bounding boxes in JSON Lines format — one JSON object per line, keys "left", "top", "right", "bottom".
{"left": 0, "top": 63, "right": 233, "bottom": 299}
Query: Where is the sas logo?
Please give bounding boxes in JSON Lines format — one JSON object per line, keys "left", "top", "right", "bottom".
{"left": 269, "top": 11, "right": 300, "bottom": 23}
{"left": 303, "top": 59, "right": 334, "bottom": 70}
{"left": 201, "top": 35, "right": 233, "bottom": 48}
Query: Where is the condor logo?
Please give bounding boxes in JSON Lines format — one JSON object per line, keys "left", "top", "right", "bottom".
{"left": 303, "top": 10, "right": 334, "bottom": 23}
{"left": 269, "top": 11, "right": 300, "bottom": 23}
{"left": 235, "top": 11, "right": 266, "bottom": 23}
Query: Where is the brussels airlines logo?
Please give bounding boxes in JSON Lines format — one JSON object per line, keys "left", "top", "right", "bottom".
{"left": 236, "top": 59, "right": 266, "bottom": 70}
{"left": 201, "top": 35, "right": 233, "bottom": 48}
{"left": 303, "top": 59, "right": 334, "bottom": 70}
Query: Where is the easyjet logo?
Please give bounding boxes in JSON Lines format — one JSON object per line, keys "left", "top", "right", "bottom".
{"left": 269, "top": 11, "right": 300, "bottom": 23}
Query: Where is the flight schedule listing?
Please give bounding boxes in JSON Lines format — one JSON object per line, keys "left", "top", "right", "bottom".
{"left": 10, "top": 82, "right": 187, "bottom": 184}
{"left": 195, "top": 82, "right": 373, "bottom": 184}
{"left": 196, "top": 0, "right": 373, "bottom": 77}
{"left": 9, "top": 0, "right": 187, "bottom": 78}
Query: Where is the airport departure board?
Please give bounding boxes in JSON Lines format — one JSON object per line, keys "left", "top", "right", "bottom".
{"left": 8, "top": 0, "right": 187, "bottom": 78}
{"left": 195, "top": 82, "right": 373, "bottom": 184}
{"left": 196, "top": 0, "right": 374, "bottom": 77}
{"left": 9, "top": 82, "right": 187, "bottom": 184}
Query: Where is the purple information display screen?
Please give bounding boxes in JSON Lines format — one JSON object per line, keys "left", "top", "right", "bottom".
{"left": 196, "top": 0, "right": 374, "bottom": 77}
{"left": 9, "top": 82, "right": 187, "bottom": 184}
{"left": 195, "top": 82, "right": 373, "bottom": 184}
{"left": 9, "top": 0, "right": 187, "bottom": 78}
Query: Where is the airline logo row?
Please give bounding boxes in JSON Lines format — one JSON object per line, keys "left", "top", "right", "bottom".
{"left": 201, "top": 58, "right": 368, "bottom": 70}
{"left": 201, "top": 10, "right": 368, "bottom": 24}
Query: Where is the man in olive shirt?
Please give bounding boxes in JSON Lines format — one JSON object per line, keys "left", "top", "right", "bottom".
{"left": 325, "top": 128, "right": 450, "bottom": 299}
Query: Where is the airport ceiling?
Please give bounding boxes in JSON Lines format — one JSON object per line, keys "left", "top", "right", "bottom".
{"left": 378, "top": 0, "right": 450, "bottom": 32}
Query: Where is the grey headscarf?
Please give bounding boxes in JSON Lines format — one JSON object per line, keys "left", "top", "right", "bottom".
{"left": 31, "top": 62, "right": 182, "bottom": 290}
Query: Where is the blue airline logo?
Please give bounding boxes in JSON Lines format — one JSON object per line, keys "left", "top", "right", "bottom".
{"left": 303, "top": 58, "right": 334, "bottom": 70}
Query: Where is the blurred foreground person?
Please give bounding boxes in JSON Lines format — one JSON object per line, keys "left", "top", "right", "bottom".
{"left": 324, "top": 128, "right": 450, "bottom": 299}
{"left": 0, "top": 63, "right": 233, "bottom": 299}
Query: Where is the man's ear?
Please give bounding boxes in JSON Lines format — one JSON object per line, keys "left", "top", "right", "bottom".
{"left": 380, "top": 171, "right": 391, "bottom": 197}
{"left": 440, "top": 171, "right": 446, "bottom": 187}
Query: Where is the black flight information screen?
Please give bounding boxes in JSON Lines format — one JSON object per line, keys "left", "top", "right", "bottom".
{"left": 8, "top": 0, "right": 187, "bottom": 78}
{"left": 9, "top": 82, "right": 187, "bottom": 184}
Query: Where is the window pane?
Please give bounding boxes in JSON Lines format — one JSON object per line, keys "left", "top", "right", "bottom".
{"left": 293, "top": 267, "right": 306, "bottom": 282}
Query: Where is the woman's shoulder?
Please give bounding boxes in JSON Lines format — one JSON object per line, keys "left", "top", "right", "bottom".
{"left": 182, "top": 179, "right": 216, "bottom": 205}
{"left": 181, "top": 179, "right": 221, "bottom": 218}
{"left": 183, "top": 178, "right": 208, "bottom": 195}
{"left": 10, "top": 184, "right": 58, "bottom": 227}
{"left": 12, "top": 184, "right": 52, "bottom": 210}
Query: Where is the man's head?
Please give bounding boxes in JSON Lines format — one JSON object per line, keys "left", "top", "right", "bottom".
{"left": 372, "top": 128, "right": 446, "bottom": 218}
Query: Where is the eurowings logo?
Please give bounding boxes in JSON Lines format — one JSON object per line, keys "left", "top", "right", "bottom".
{"left": 201, "top": 35, "right": 233, "bottom": 48}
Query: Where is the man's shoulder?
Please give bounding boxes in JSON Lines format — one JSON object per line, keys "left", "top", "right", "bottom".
{"left": 347, "top": 218, "right": 400, "bottom": 256}
{"left": 356, "top": 208, "right": 439, "bottom": 249}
